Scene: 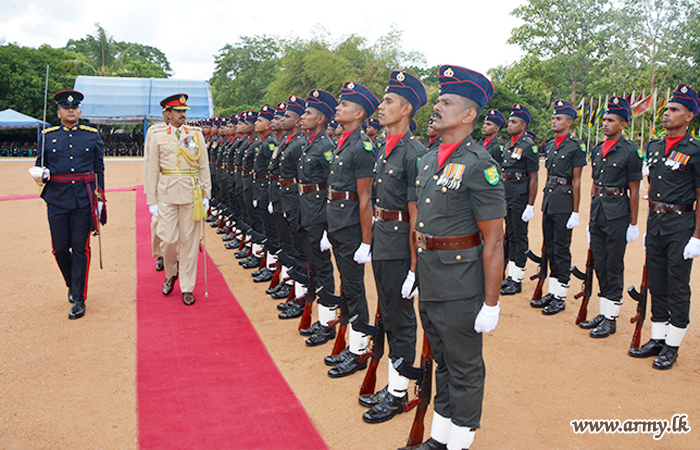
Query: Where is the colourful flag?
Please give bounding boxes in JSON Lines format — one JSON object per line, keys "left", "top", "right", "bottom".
{"left": 588, "top": 105, "right": 598, "bottom": 127}
{"left": 632, "top": 94, "right": 654, "bottom": 117}
{"left": 576, "top": 99, "right": 585, "bottom": 118}
{"left": 592, "top": 106, "right": 604, "bottom": 126}
{"left": 656, "top": 92, "right": 668, "bottom": 117}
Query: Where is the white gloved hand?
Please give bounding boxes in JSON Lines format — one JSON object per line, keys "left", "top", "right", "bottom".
{"left": 586, "top": 225, "right": 590, "bottom": 245}
{"left": 320, "top": 230, "right": 332, "bottom": 251}
{"left": 521, "top": 204, "right": 535, "bottom": 222}
{"left": 683, "top": 237, "right": 700, "bottom": 259}
{"left": 149, "top": 204, "right": 159, "bottom": 216}
{"left": 642, "top": 161, "right": 650, "bottom": 177}
{"left": 98, "top": 201, "right": 104, "bottom": 216}
{"left": 202, "top": 198, "right": 209, "bottom": 212}
{"left": 474, "top": 302, "right": 500, "bottom": 333}
{"left": 626, "top": 224, "right": 639, "bottom": 243}
{"left": 566, "top": 212, "right": 580, "bottom": 229}
{"left": 43, "top": 168, "right": 50, "bottom": 180}
{"left": 353, "top": 242, "right": 372, "bottom": 264}
{"left": 401, "top": 271, "right": 419, "bottom": 299}
{"left": 267, "top": 202, "right": 273, "bottom": 214}
{"left": 252, "top": 200, "right": 258, "bottom": 208}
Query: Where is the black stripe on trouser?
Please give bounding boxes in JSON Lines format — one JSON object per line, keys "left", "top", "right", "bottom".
{"left": 328, "top": 225, "right": 369, "bottom": 323}
{"left": 303, "top": 223, "right": 335, "bottom": 293}
{"left": 505, "top": 193, "right": 529, "bottom": 267}
{"left": 590, "top": 213, "right": 628, "bottom": 301}
{"left": 48, "top": 205, "right": 92, "bottom": 302}
{"left": 542, "top": 211, "right": 572, "bottom": 284}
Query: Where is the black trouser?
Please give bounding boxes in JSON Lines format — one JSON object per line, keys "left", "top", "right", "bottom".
{"left": 303, "top": 223, "right": 335, "bottom": 293}
{"left": 543, "top": 211, "right": 572, "bottom": 284}
{"left": 284, "top": 208, "right": 306, "bottom": 260}
{"left": 243, "top": 185, "right": 262, "bottom": 232}
{"left": 274, "top": 211, "right": 293, "bottom": 257}
{"left": 647, "top": 228, "right": 693, "bottom": 328}
{"left": 505, "top": 193, "right": 529, "bottom": 268}
{"left": 329, "top": 225, "right": 369, "bottom": 323}
{"left": 257, "top": 190, "right": 279, "bottom": 246}
{"left": 372, "top": 259, "right": 416, "bottom": 364}
{"left": 420, "top": 297, "right": 484, "bottom": 428}
{"left": 590, "top": 212, "right": 628, "bottom": 301}
{"left": 48, "top": 205, "right": 92, "bottom": 302}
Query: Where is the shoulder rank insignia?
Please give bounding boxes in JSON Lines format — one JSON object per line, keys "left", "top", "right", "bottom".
{"left": 79, "top": 125, "right": 98, "bottom": 133}
{"left": 363, "top": 141, "right": 373, "bottom": 152}
{"left": 484, "top": 165, "right": 500, "bottom": 185}
{"left": 324, "top": 150, "right": 333, "bottom": 162}
{"left": 580, "top": 143, "right": 586, "bottom": 152}
{"left": 42, "top": 126, "right": 59, "bottom": 134}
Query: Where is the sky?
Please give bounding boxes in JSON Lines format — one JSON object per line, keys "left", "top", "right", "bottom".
{"left": 1, "top": 0, "right": 526, "bottom": 81}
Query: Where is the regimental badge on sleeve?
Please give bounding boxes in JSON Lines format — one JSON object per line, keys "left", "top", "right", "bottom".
{"left": 637, "top": 147, "right": 644, "bottom": 159}
{"left": 324, "top": 150, "right": 333, "bottom": 162}
{"left": 580, "top": 144, "right": 586, "bottom": 152}
{"left": 532, "top": 146, "right": 538, "bottom": 153}
{"left": 363, "top": 141, "right": 373, "bottom": 152}
{"left": 268, "top": 143, "right": 275, "bottom": 151}
{"left": 485, "top": 165, "right": 500, "bottom": 185}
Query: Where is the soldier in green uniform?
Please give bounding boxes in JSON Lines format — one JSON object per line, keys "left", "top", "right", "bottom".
{"left": 234, "top": 111, "right": 260, "bottom": 259}
{"left": 629, "top": 84, "right": 700, "bottom": 370}
{"left": 480, "top": 109, "right": 505, "bottom": 166}
{"left": 324, "top": 82, "right": 379, "bottom": 378}
{"left": 366, "top": 117, "right": 384, "bottom": 148}
{"left": 251, "top": 106, "right": 279, "bottom": 259}
{"left": 530, "top": 100, "right": 586, "bottom": 315}
{"left": 360, "top": 70, "right": 427, "bottom": 424}
{"left": 399, "top": 65, "right": 504, "bottom": 450}
{"left": 500, "top": 104, "right": 540, "bottom": 295}
{"left": 297, "top": 90, "right": 339, "bottom": 345}
{"left": 579, "top": 97, "right": 641, "bottom": 338}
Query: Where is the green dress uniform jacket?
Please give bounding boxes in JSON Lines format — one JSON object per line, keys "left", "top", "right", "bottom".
{"left": 590, "top": 137, "right": 642, "bottom": 222}
{"left": 483, "top": 135, "right": 504, "bottom": 167}
{"left": 542, "top": 134, "right": 587, "bottom": 214}
{"left": 298, "top": 131, "right": 334, "bottom": 228}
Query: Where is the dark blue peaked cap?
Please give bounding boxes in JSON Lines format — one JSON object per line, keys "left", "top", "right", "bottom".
{"left": 510, "top": 103, "right": 531, "bottom": 125}
{"left": 606, "top": 96, "right": 631, "bottom": 122}
{"left": 485, "top": 109, "right": 506, "bottom": 129}
{"left": 54, "top": 90, "right": 83, "bottom": 108}
{"left": 386, "top": 70, "right": 427, "bottom": 113}
{"left": 258, "top": 105, "right": 274, "bottom": 121}
{"left": 339, "top": 82, "right": 380, "bottom": 117}
{"left": 438, "top": 65, "right": 493, "bottom": 108}
{"left": 306, "top": 89, "right": 339, "bottom": 121}
{"left": 670, "top": 83, "right": 698, "bottom": 117}
{"left": 553, "top": 99, "right": 577, "bottom": 119}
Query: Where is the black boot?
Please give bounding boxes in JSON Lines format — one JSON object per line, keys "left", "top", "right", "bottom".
{"left": 69, "top": 301, "right": 85, "bottom": 319}
{"left": 234, "top": 248, "right": 250, "bottom": 259}
{"left": 225, "top": 238, "right": 241, "bottom": 249}
{"left": 300, "top": 321, "right": 321, "bottom": 337}
{"left": 362, "top": 392, "right": 406, "bottom": 424}
{"left": 254, "top": 269, "right": 274, "bottom": 283}
{"left": 325, "top": 348, "right": 350, "bottom": 366}
{"left": 241, "top": 256, "right": 262, "bottom": 268}
{"left": 305, "top": 325, "right": 336, "bottom": 346}
{"left": 530, "top": 293, "right": 554, "bottom": 308}
{"left": 216, "top": 225, "right": 228, "bottom": 235}
{"left": 266, "top": 281, "right": 285, "bottom": 295}
{"left": 210, "top": 218, "right": 221, "bottom": 228}
{"left": 397, "top": 438, "right": 448, "bottom": 450}
{"left": 542, "top": 298, "right": 565, "bottom": 315}
{"left": 500, "top": 277, "right": 522, "bottom": 295}
{"left": 628, "top": 338, "right": 665, "bottom": 358}
{"left": 590, "top": 317, "right": 616, "bottom": 338}
{"left": 578, "top": 314, "right": 604, "bottom": 329}
{"left": 652, "top": 345, "right": 679, "bottom": 370}
{"left": 279, "top": 303, "right": 304, "bottom": 319}
{"left": 204, "top": 213, "right": 217, "bottom": 222}
{"left": 359, "top": 385, "right": 388, "bottom": 408}
{"left": 222, "top": 231, "right": 235, "bottom": 241}
{"left": 277, "top": 299, "right": 295, "bottom": 311}
{"left": 328, "top": 352, "right": 367, "bottom": 378}
{"left": 270, "top": 284, "right": 291, "bottom": 299}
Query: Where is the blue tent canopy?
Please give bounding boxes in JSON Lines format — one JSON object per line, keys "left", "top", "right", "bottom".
{"left": 73, "top": 76, "right": 213, "bottom": 125}
{"left": 0, "top": 109, "right": 50, "bottom": 129}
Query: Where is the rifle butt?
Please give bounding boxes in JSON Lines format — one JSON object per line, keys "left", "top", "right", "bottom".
{"left": 268, "top": 266, "right": 281, "bottom": 291}
{"left": 359, "top": 360, "right": 379, "bottom": 396}
{"left": 406, "top": 410, "right": 427, "bottom": 447}
{"left": 575, "top": 302, "right": 588, "bottom": 325}
{"left": 630, "top": 322, "right": 643, "bottom": 349}
{"left": 298, "top": 302, "right": 312, "bottom": 331}
{"left": 330, "top": 324, "right": 347, "bottom": 356}
{"left": 403, "top": 396, "right": 420, "bottom": 413}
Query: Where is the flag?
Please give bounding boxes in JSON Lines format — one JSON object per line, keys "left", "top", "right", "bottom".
{"left": 588, "top": 105, "right": 597, "bottom": 127}
{"left": 592, "top": 106, "right": 604, "bottom": 126}
{"left": 576, "top": 98, "right": 585, "bottom": 118}
{"left": 656, "top": 92, "right": 668, "bottom": 117}
{"left": 632, "top": 94, "right": 654, "bottom": 117}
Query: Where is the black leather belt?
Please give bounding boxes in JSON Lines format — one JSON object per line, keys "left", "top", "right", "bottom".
{"left": 502, "top": 172, "right": 529, "bottom": 180}
{"left": 594, "top": 186, "right": 626, "bottom": 196}
{"left": 548, "top": 176, "right": 572, "bottom": 186}
{"left": 649, "top": 201, "right": 694, "bottom": 214}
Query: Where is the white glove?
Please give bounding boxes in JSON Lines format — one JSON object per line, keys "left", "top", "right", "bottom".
{"left": 474, "top": 302, "right": 500, "bottom": 333}
{"left": 43, "top": 168, "right": 50, "bottom": 180}
{"left": 149, "top": 204, "right": 159, "bottom": 216}
{"left": 320, "top": 230, "right": 332, "bottom": 251}
{"left": 353, "top": 242, "right": 372, "bottom": 264}
{"left": 202, "top": 198, "right": 209, "bottom": 212}
{"left": 642, "top": 161, "right": 650, "bottom": 177}
{"left": 267, "top": 202, "right": 273, "bottom": 214}
{"left": 252, "top": 200, "right": 258, "bottom": 208}
{"left": 401, "top": 271, "right": 419, "bottom": 299}
{"left": 566, "top": 212, "right": 579, "bottom": 229}
{"left": 521, "top": 204, "right": 534, "bottom": 222}
{"left": 586, "top": 225, "right": 590, "bottom": 245}
{"left": 98, "top": 201, "right": 104, "bottom": 216}
{"left": 683, "top": 237, "right": 700, "bottom": 259}
{"left": 626, "top": 224, "right": 639, "bottom": 243}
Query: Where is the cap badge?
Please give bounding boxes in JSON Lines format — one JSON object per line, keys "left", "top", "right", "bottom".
{"left": 557, "top": 101, "right": 563, "bottom": 106}
{"left": 444, "top": 68, "right": 454, "bottom": 77}
{"left": 681, "top": 85, "right": 688, "bottom": 93}
{"left": 397, "top": 72, "right": 405, "bottom": 82}
{"left": 290, "top": 96, "right": 296, "bottom": 102}
{"left": 347, "top": 82, "right": 355, "bottom": 89}
{"left": 179, "top": 96, "right": 186, "bottom": 104}
{"left": 515, "top": 104, "right": 521, "bottom": 109}
{"left": 67, "top": 95, "right": 74, "bottom": 102}
{"left": 489, "top": 110, "right": 494, "bottom": 114}
{"left": 613, "top": 97, "right": 619, "bottom": 104}
{"left": 313, "top": 90, "right": 319, "bottom": 98}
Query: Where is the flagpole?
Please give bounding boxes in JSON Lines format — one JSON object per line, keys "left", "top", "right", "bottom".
{"left": 650, "top": 87, "right": 658, "bottom": 144}
{"left": 595, "top": 96, "right": 602, "bottom": 145}
{"left": 578, "top": 96, "right": 585, "bottom": 138}
{"left": 630, "top": 90, "right": 636, "bottom": 141}
{"left": 587, "top": 97, "right": 593, "bottom": 150}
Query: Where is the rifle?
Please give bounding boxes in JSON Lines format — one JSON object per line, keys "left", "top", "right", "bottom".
{"left": 526, "top": 242, "right": 547, "bottom": 301}
{"left": 321, "top": 288, "right": 348, "bottom": 356}
{"left": 502, "top": 229, "right": 509, "bottom": 281}
{"left": 350, "top": 304, "right": 385, "bottom": 396}
{"left": 627, "top": 256, "right": 648, "bottom": 349}
{"left": 298, "top": 266, "right": 317, "bottom": 331}
{"left": 570, "top": 247, "right": 594, "bottom": 324}
{"left": 395, "top": 336, "right": 432, "bottom": 447}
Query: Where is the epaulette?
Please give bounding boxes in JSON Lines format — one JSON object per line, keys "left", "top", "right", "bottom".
{"left": 523, "top": 136, "right": 536, "bottom": 146}
{"left": 686, "top": 136, "right": 700, "bottom": 149}
{"left": 79, "top": 125, "right": 98, "bottom": 133}
{"left": 42, "top": 126, "right": 59, "bottom": 134}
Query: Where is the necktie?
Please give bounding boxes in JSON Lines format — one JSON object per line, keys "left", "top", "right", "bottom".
{"left": 175, "top": 128, "right": 181, "bottom": 140}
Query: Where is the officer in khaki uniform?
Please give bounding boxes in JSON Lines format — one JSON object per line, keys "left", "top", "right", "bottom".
{"left": 400, "top": 65, "right": 504, "bottom": 450}
{"left": 145, "top": 94, "right": 211, "bottom": 305}
{"left": 324, "top": 82, "right": 380, "bottom": 378}
{"left": 530, "top": 100, "right": 586, "bottom": 315}
{"left": 144, "top": 112, "right": 169, "bottom": 272}
{"left": 360, "top": 70, "right": 427, "bottom": 425}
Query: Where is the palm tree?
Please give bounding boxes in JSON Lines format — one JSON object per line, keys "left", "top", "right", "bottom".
{"left": 60, "top": 24, "right": 136, "bottom": 77}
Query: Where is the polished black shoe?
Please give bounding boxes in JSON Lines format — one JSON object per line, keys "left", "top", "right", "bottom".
{"left": 359, "top": 385, "right": 388, "bottom": 408}
{"left": 590, "top": 317, "right": 616, "bottom": 338}
{"left": 266, "top": 282, "right": 284, "bottom": 295}
{"left": 225, "top": 238, "right": 241, "bottom": 249}
{"left": 204, "top": 213, "right": 217, "bottom": 222}
{"left": 363, "top": 392, "right": 407, "bottom": 424}
{"left": 628, "top": 338, "right": 665, "bottom": 358}
{"left": 398, "top": 437, "right": 448, "bottom": 450}
{"left": 234, "top": 248, "right": 250, "bottom": 259}
{"left": 222, "top": 231, "right": 235, "bottom": 241}
{"left": 328, "top": 352, "right": 367, "bottom": 378}
{"left": 254, "top": 270, "right": 275, "bottom": 283}
{"left": 500, "top": 277, "right": 522, "bottom": 295}
{"left": 277, "top": 299, "right": 295, "bottom": 311}
{"left": 501, "top": 277, "right": 509, "bottom": 289}
{"left": 271, "top": 284, "right": 291, "bottom": 299}
{"left": 155, "top": 256, "right": 164, "bottom": 271}
{"left": 68, "top": 289, "right": 75, "bottom": 304}
{"left": 183, "top": 292, "right": 195, "bottom": 306}
{"left": 325, "top": 348, "right": 350, "bottom": 366}
{"left": 210, "top": 219, "right": 221, "bottom": 228}
{"left": 300, "top": 321, "right": 321, "bottom": 336}
{"left": 216, "top": 226, "right": 228, "bottom": 235}
{"left": 542, "top": 298, "right": 565, "bottom": 315}
{"left": 252, "top": 267, "right": 271, "bottom": 277}
{"left": 242, "top": 256, "right": 262, "bottom": 269}
{"left": 162, "top": 275, "right": 178, "bottom": 296}
{"left": 531, "top": 293, "right": 554, "bottom": 308}
{"left": 279, "top": 303, "right": 304, "bottom": 319}
{"left": 578, "top": 314, "right": 604, "bottom": 329}
{"left": 69, "top": 300, "right": 85, "bottom": 320}
{"left": 305, "top": 325, "right": 336, "bottom": 346}
{"left": 652, "top": 345, "right": 678, "bottom": 370}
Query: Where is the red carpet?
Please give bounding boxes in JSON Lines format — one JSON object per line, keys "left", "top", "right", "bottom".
{"left": 0, "top": 185, "right": 139, "bottom": 202}
{"left": 135, "top": 187, "right": 327, "bottom": 450}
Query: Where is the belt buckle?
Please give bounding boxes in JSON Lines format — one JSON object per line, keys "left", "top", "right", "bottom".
{"left": 373, "top": 207, "right": 381, "bottom": 220}
{"left": 417, "top": 233, "right": 428, "bottom": 249}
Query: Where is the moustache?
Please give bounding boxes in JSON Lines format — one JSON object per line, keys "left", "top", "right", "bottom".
{"left": 431, "top": 112, "right": 442, "bottom": 120}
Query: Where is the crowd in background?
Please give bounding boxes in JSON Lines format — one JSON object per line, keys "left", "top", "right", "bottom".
{"left": 0, "top": 129, "right": 144, "bottom": 157}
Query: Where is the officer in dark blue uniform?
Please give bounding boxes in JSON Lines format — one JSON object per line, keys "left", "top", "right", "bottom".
{"left": 35, "top": 90, "right": 105, "bottom": 320}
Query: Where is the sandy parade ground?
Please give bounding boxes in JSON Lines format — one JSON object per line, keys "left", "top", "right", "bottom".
{"left": 0, "top": 158, "right": 698, "bottom": 450}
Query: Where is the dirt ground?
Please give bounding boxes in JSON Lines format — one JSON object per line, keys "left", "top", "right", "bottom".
{"left": 0, "top": 158, "right": 698, "bottom": 450}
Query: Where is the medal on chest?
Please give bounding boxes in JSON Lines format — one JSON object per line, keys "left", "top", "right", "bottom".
{"left": 665, "top": 151, "right": 690, "bottom": 171}
{"left": 438, "top": 163, "right": 466, "bottom": 190}
{"left": 511, "top": 147, "right": 523, "bottom": 160}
